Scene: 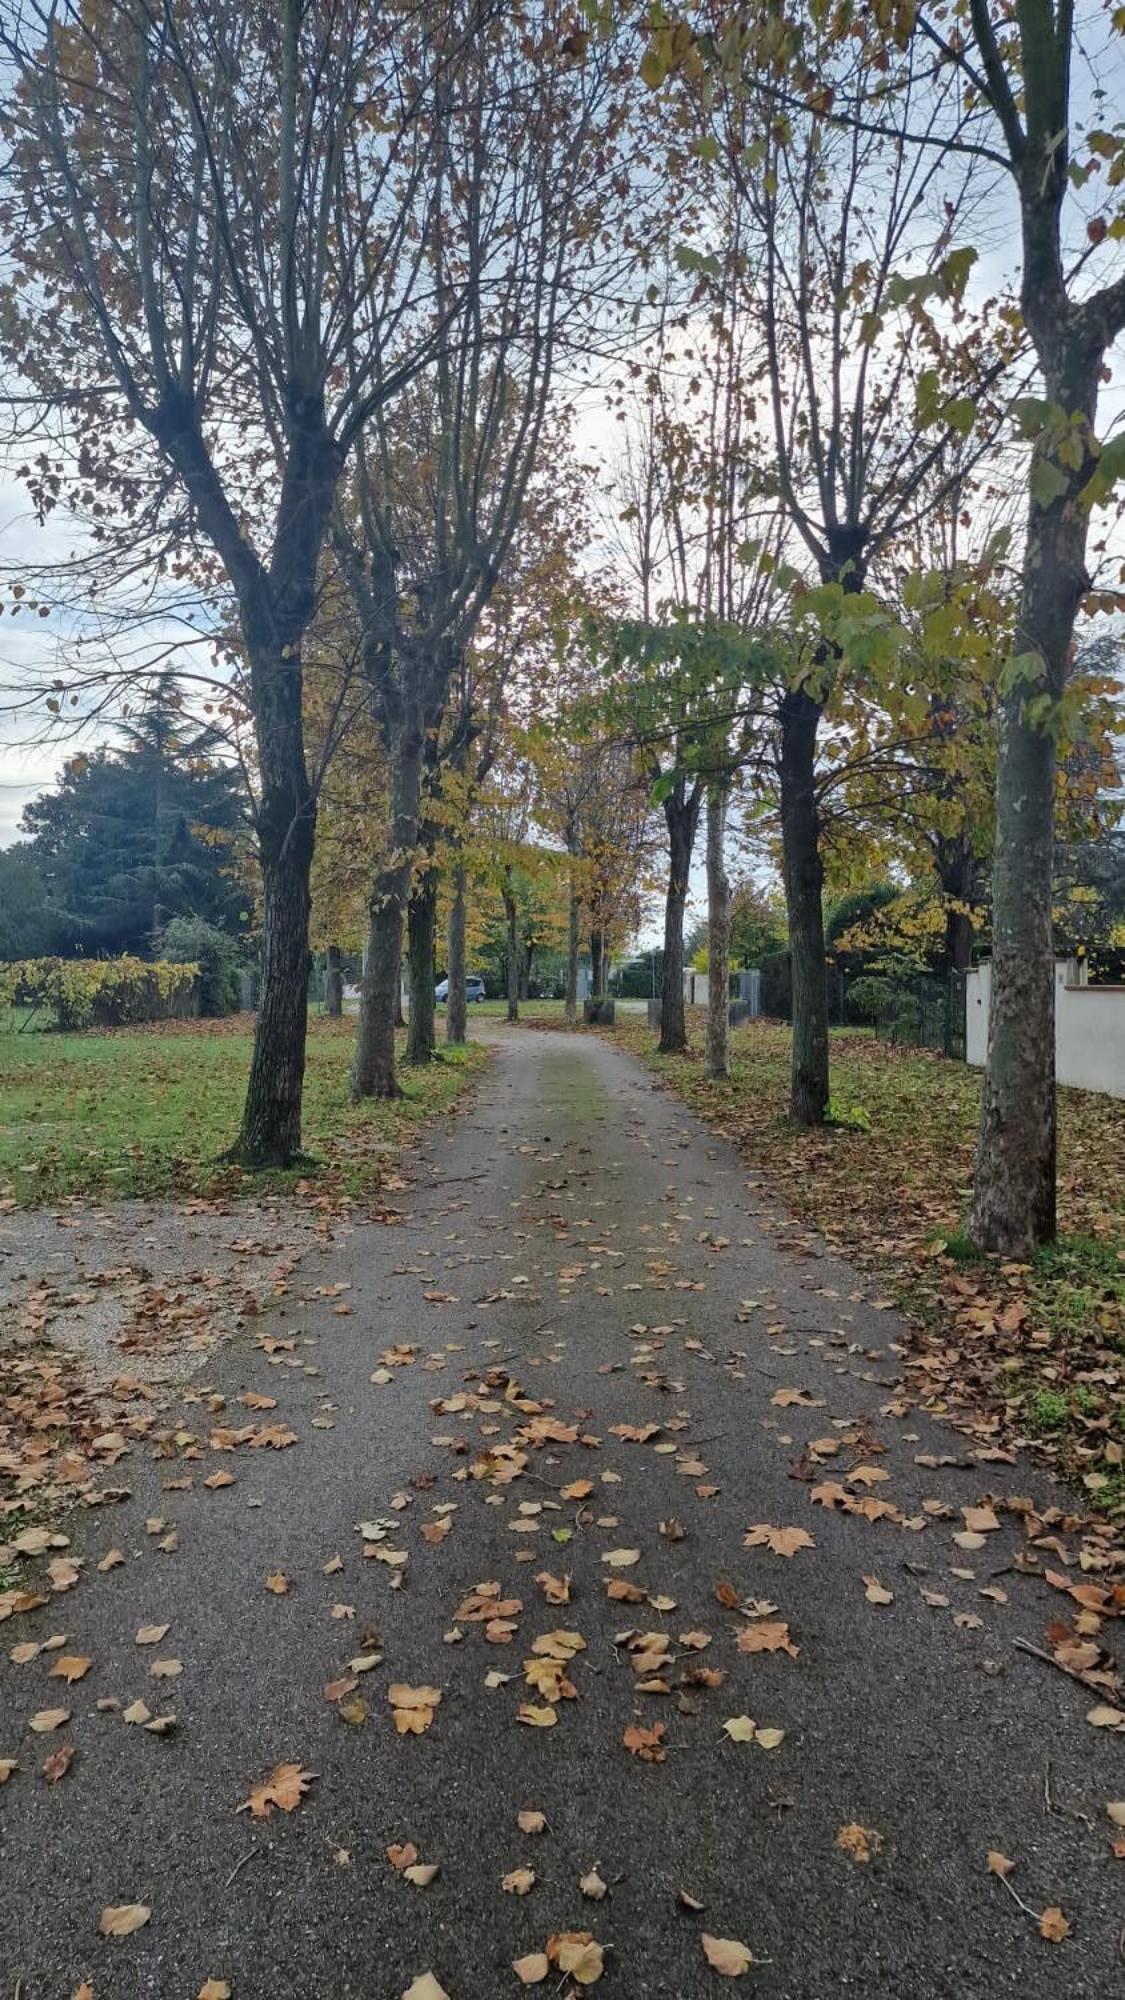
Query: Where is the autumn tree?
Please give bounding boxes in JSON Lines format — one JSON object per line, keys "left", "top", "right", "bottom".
{"left": 0, "top": 0, "right": 464, "bottom": 1163}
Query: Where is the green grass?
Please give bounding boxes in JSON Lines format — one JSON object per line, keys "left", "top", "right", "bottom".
{"left": 0, "top": 1015, "right": 487, "bottom": 1206}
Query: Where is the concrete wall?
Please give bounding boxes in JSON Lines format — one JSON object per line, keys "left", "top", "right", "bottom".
{"left": 684, "top": 969, "right": 710, "bottom": 1008}
{"left": 966, "top": 959, "right": 1125, "bottom": 1100}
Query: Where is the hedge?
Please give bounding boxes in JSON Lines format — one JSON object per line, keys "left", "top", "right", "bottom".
{"left": 0, "top": 955, "right": 200, "bottom": 1029}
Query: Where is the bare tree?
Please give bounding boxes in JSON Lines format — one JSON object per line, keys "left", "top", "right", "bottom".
{"left": 0, "top": 0, "right": 464, "bottom": 1162}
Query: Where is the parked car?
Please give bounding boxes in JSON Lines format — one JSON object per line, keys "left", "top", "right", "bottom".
{"left": 435, "top": 975, "right": 486, "bottom": 1004}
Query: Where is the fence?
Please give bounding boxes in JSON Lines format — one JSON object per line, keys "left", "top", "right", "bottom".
{"left": 966, "top": 958, "right": 1125, "bottom": 1099}
{"left": 874, "top": 972, "right": 966, "bottom": 1061}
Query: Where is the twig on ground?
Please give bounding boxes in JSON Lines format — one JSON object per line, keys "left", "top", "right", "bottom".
{"left": 224, "top": 1848, "right": 264, "bottom": 1890}
{"left": 1014, "top": 1636, "right": 1102, "bottom": 1694}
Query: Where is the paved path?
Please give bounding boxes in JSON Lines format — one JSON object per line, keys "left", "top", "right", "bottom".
{"left": 1, "top": 1028, "right": 1121, "bottom": 1999}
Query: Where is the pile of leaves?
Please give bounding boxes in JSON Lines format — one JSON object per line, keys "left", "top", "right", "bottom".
{"left": 615, "top": 1019, "right": 1124, "bottom": 1519}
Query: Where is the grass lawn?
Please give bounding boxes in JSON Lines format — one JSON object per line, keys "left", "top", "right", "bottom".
{"left": 613, "top": 1013, "right": 1125, "bottom": 1516}
{"left": 0, "top": 1014, "right": 487, "bottom": 1207}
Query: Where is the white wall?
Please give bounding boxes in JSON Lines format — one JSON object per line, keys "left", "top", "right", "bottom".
{"left": 966, "top": 959, "right": 1125, "bottom": 1101}
{"left": 684, "top": 969, "right": 710, "bottom": 1007}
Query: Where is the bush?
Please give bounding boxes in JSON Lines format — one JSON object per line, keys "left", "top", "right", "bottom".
{"left": 846, "top": 975, "right": 893, "bottom": 1024}
{"left": 0, "top": 955, "right": 199, "bottom": 1028}
{"left": 156, "top": 916, "right": 244, "bottom": 1016}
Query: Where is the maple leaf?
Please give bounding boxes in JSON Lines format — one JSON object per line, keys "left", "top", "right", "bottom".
{"left": 388, "top": 1684, "right": 441, "bottom": 1734}
{"left": 702, "top": 1933, "right": 754, "bottom": 1976}
{"left": 736, "top": 1620, "right": 798, "bottom": 1658}
{"left": 743, "top": 1523, "right": 814, "bottom": 1558}
{"left": 623, "top": 1720, "right": 665, "bottom": 1762}
{"left": 239, "top": 1762, "right": 315, "bottom": 1818}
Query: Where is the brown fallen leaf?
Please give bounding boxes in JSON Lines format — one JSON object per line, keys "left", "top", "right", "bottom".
{"left": 387, "top": 1842, "right": 419, "bottom": 1872}
{"left": 550, "top": 1932, "right": 605, "bottom": 1985}
{"left": 388, "top": 1684, "right": 441, "bottom": 1735}
{"left": 623, "top": 1720, "right": 665, "bottom": 1762}
{"left": 862, "top": 1576, "right": 894, "bottom": 1607}
{"left": 513, "top": 1952, "right": 550, "bottom": 1985}
{"left": 518, "top": 1809, "right": 547, "bottom": 1834}
{"left": 678, "top": 1888, "right": 705, "bottom": 1911}
{"left": 403, "top": 1863, "right": 440, "bottom": 1888}
{"left": 502, "top": 1866, "right": 536, "bottom": 1895}
{"left": 98, "top": 1903, "right": 151, "bottom": 1938}
{"left": 987, "top": 1852, "right": 1015, "bottom": 1878}
{"left": 239, "top": 1762, "right": 315, "bottom": 1819}
{"left": 150, "top": 1659, "right": 183, "bottom": 1680}
{"left": 836, "top": 1822, "right": 881, "bottom": 1864}
{"left": 743, "top": 1524, "right": 814, "bottom": 1558}
{"left": 702, "top": 1933, "right": 753, "bottom": 1977}
{"left": 601, "top": 1548, "right": 640, "bottom": 1569}
{"left": 135, "top": 1624, "right": 170, "bottom": 1646}
{"left": 1039, "top": 1906, "right": 1069, "bottom": 1943}
{"left": 0, "top": 1759, "right": 17, "bottom": 1784}
{"left": 580, "top": 1868, "right": 608, "bottom": 1900}
{"left": 736, "top": 1620, "right": 798, "bottom": 1659}
{"left": 198, "top": 1983, "right": 232, "bottom": 1999}
{"left": 264, "top": 1572, "right": 290, "bottom": 1595}
{"left": 42, "top": 1742, "right": 75, "bottom": 1784}
{"left": 49, "top": 1654, "right": 91, "bottom": 1684}
{"left": 517, "top": 1703, "right": 558, "bottom": 1728}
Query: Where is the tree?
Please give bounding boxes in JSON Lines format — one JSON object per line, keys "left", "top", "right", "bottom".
{"left": 20, "top": 678, "right": 246, "bottom": 956}
{"left": 0, "top": 0, "right": 462, "bottom": 1161}
{"left": 333, "top": 15, "right": 629, "bottom": 1098}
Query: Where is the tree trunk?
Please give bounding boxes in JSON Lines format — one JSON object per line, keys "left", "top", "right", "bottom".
{"left": 565, "top": 869, "right": 579, "bottom": 1027}
{"left": 504, "top": 884, "right": 519, "bottom": 1023}
{"left": 969, "top": 337, "right": 1101, "bottom": 1251}
{"left": 446, "top": 859, "right": 468, "bottom": 1045}
{"left": 659, "top": 781, "right": 700, "bottom": 1054}
{"left": 590, "top": 929, "right": 604, "bottom": 1003}
{"left": 935, "top": 838, "right": 977, "bottom": 978}
{"left": 519, "top": 946, "right": 531, "bottom": 1002}
{"left": 405, "top": 859, "right": 438, "bottom": 1064}
{"left": 780, "top": 686, "right": 829, "bottom": 1127}
{"left": 706, "top": 782, "right": 731, "bottom": 1080}
{"left": 325, "top": 943, "right": 343, "bottom": 1017}
{"left": 229, "top": 668, "right": 315, "bottom": 1166}
{"left": 353, "top": 721, "right": 424, "bottom": 1100}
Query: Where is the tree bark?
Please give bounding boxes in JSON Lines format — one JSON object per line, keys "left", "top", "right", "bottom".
{"left": 780, "top": 686, "right": 829, "bottom": 1127}
{"left": 405, "top": 857, "right": 438, "bottom": 1064}
{"left": 325, "top": 943, "right": 343, "bottom": 1017}
{"left": 229, "top": 639, "right": 316, "bottom": 1166}
{"left": 565, "top": 867, "right": 579, "bottom": 1027}
{"left": 519, "top": 946, "right": 531, "bottom": 1002}
{"left": 446, "top": 858, "right": 468, "bottom": 1045}
{"left": 353, "top": 719, "right": 424, "bottom": 1100}
{"left": 590, "top": 929, "right": 605, "bottom": 1003}
{"left": 969, "top": 341, "right": 1101, "bottom": 1250}
{"left": 659, "top": 779, "right": 701, "bottom": 1054}
{"left": 504, "top": 880, "right": 519, "bottom": 1023}
{"left": 705, "top": 782, "right": 731, "bottom": 1080}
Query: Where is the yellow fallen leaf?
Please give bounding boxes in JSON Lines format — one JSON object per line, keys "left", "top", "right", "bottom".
{"left": 754, "top": 1727, "right": 786, "bottom": 1751}
{"left": 402, "top": 1977, "right": 449, "bottom": 2000}
{"left": 135, "top": 1624, "right": 170, "bottom": 1646}
{"left": 98, "top": 1903, "right": 151, "bottom": 1938}
{"left": 553, "top": 1933, "right": 604, "bottom": 1985}
{"left": 1107, "top": 1802, "right": 1125, "bottom": 1828}
{"left": 517, "top": 1703, "right": 558, "bottom": 1728}
{"left": 199, "top": 1984, "right": 232, "bottom": 1999}
{"left": 723, "top": 1715, "right": 756, "bottom": 1743}
{"left": 1087, "top": 1704, "right": 1125, "bottom": 1730}
{"left": 265, "top": 1572, "right": 290, "bottom": 1595}
{"left": 150, "top": 1658, "right": 183, "bottom": 1679}
{"left": 29, "top": 1708, "right": 70, "bottom": 1733}
{"left": 513, "top": 1952, "right": 550, "bottom": 1985}
{"left": 836, "top": 1822, "right": 881, "bottom": 1864}
{"left": 601, "top": 1548, "right": 640, "bottom": 1568}
{"left": 702, "top": 1933, "right": 753, "bottom": 1977}
{"left": 403, "top": 1863, "right": 440, "bottom": 1888}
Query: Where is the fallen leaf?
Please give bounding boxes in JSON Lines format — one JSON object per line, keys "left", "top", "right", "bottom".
{"left": 580, "top": 1868, "right": 608, "bottom": 1900}
{"left": 601, "top": 1548, "right": 641, "bottom": 1569}
{"left": 49, "top": 1654, "right": 91, "bottom": 1684}
{"left": 264, "top": 1572, "right": 290, "bottom": 1595}
{"left": 199, "top": 1984, "right": 232, "bottom": 1999}
{"left": 987, "top": 1852, "right": 1015, "bottom": 1878}
{"left": 29, "top": 1708, "right": 70, "bottom": 1733}
{"left": 702, "top": 1934, "right": 753, "bottom": 1977}
{"left": 401, "top": 1976, "right": 450, "bottom": 2000}
{"left": 502, "top": 1866, "right": 536, "bottom": 1895}
{"left": 518, "top": 1809, "right": 547, "bottom": 1834}
{"left": 754, "top": 1727, "right": 786, "bottom": 1750}
{"left": 98, "top": 1904, "right": 151, "bottom": 1938}
{"left": 723, "top": 1715, "right": 756, "bottom": 1743}
{"left": 623, "top": 1720, "right": 665, "bottom": 1761}
{"left": 836, "top": 1822, "right": 881, "bottom": 1864}
{"left": 736, "top": 1620, "right": 798, "bottom": 1659}
{"left": 403, "top": 1863, "right": 440, "bottom": 1888}
{"left": 517, "top": 1703, "right": 558, "bottom": 1728}
{"left": 239, "top": 1763, "right": 315, "bottom": 1818}
{"left": 388, "top": 1684, "right": 441, "bottom": 1735}
{"left": 42, "top": 1742, "right": 75, "bottom": 1783}
{"left": 862, "top": 1576, "right": 894, "bottom": 1607}
{"left": 513, "top": 1952, "right": 550, "bottom": 1985}
{"left": 551, "top": 1932, "right": 604, "bottom": 1985}
{"left": 135, "top": 1624, "right": 170, "bottom": 1646}
{"left": 742, "top": 1524, "right": 814, "bottom": 1558}
{"left": 1039, "top": 1906, "right": 1069, "bottom": 1943}
{"left": 0, "top": 1759, "right": 17, "bottom": 1784}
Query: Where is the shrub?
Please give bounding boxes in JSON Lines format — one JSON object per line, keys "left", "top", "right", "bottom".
{"left": 156, "top": 916, "right": 244, "bottom": 1016}
{"left": 0, "top": 956, "right": 199, "bottom": 1029}
{"left": 846, "top": 975, "right": 893, "bottom": 1024}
